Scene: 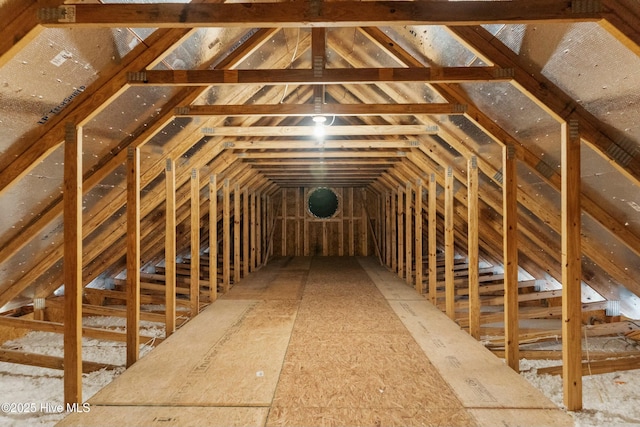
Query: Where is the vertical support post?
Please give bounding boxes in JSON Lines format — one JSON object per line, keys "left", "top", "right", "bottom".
{"left": 468, "top": 156, "right": 480, "bottom": 340}
{"left": 256, "top": 192, "right": 262, "bottom": 266}
{"left": 349, "top": 188, "right": 355, "bottom": 256}
{"left": 63, "top": 123, "right": 82, "bottom": 405}
{"left": 414, "top": 179, "right": 423, "bottom": 293}
{"left": 428, "top": 173, "right": 437, "bottom": 305}
{"left": 209, "top": 174, "right": 217, "bottom": 302}
{"left": 234, "top": 183, "right": 241, "bottom": 284}
{"left": 562, "top": 119, "right": 582, "bottom": 410}
{"left": 126, "top": 146, "right": 140, "bottom": 368}
{"left": 391, "top": 190, "right": 397, "bottom": 271}
{"left": 165, "top": 159, "right": 176, "bottom": 336}
{"left": 190, "top": 168, "right": 200, "bottom": 316}
{"left": 304, "top": 188, "right": 310, "bottom": 256}
{"left": 222, "top": 179, "right": 231, "bottom": 292}
{"left": 243, "top": 188, "right": 249, "bottom": 277}
{"left": 503, "top": 144, "right": 519, "bottom": 372}
{"left": 361, "top": 188, "right": 368, "bottom": 255}
{"left": 250, "top": 191, "right": 257, "bottom": 272}
{"left": 385, "top": 192, "right": 391, "bottom": 267}
{"left": 338, "top": 189, "right": 344, "bottom": 256}
{"left": 397, "top": 185, "right": 404, "bottom": 278}
{"left": 405, "top": 181, "right": 412, "bottom": 284}
{"left": 281, "top": 189, "right": 287, "bottom": 256}
{"left": 444, "top": 166, "right": 455, "bottom": 319}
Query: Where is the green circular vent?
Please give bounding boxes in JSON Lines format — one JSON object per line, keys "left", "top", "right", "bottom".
{"left": 308, "top": 187, "right": 339, "bottom": 219}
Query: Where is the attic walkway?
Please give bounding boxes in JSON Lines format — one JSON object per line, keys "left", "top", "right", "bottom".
{"left": 57, "top": 256, "right": 572, "bottom": 427}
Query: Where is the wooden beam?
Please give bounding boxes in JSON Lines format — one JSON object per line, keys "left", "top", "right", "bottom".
{"left": 38, "top": 2, "right": 602, "bottom": 28}
{"left": 223, "top": 179, "right": 231, "bottom": 292}
{"left": 126, "top": 146, "right": 140, "bottom": 368}
{"left": 562, "top": 118, "right": 583, "bottom": 411}
{"left": 428, "top": 173, "right": 438, "bottom": 305}
{"left": 243, "top": 188, "right": 250, "bottom": 277}
{"left": 0, "top": 316, "right": 163, "bottom": 346}
{"left": 234, "top": 183, "right": 241, "bottom": 284}
{"left": 0, "top": 349, "right": 118, "bottom": 374}
{"left": 63, "top": 123, "right": 82, "bottom": 406}
{"left": 209, "top": 175, "right": 218, "bottom": 302}
{"left": 226, "top": 140, "right": 424, "bottom": 150}
{"left": 250, "top": 190, "right": 257, "bottom": 271}
{"left": 397, "top": 185, "right": 404, "bottom": 278}
{"left": 444, "top": 167, "right": 455, "bottom": 320}
{"left": 164, "top": 159, "right": 176, "bottom": 337}
{"left": 207, "top": 125, "right": 437, "bottom": 137}
{"left": 130, "top": 67, "right": 511, "bottom": 86}
{"left": 177, "top": 103, "right": 467, "bottom": 117}
{"left": 190, "top": 169, "right": 200, "bottom": 317}
{"left": 414, "top": 178, "right": 423, "bottom": 293}
{"left": 503, "top": 145, "right": 519, "bottom": 372}
{"left": 405, "top": 181, "right": 412, "bottom": 284}
{"left": 467, "top": 156, "right": 480, "bottom": 340}
{"left": 0, "top": 1, "right": 46, "bottom": 68}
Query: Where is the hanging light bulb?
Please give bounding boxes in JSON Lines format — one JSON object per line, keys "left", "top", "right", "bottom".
{"left": 312, "top": 115, "right": 326, "bottom": 141}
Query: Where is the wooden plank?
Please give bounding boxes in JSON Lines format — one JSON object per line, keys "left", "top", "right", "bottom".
{"left": 385, "top": 192, "right": 391, "bottom": 267}
{"left": 178, "top": 103, "right": 467, "bottom": 117}
{"left": 190, "top": 169, "right": 200, "bottom": 317}
{"left": 86, "top": 299, "right": 296, "bottom": 407}
{"left": 562, "top": 118, "right": 582, "bottom": 411}
{"left": 391, "top": 190, "right": 397, "bottom": 272}
{"left": 126, "top": 146, "right": 141, "bottom": 368}
{"left": 428, "top": 173, "right": 438, "bottom": 304}
{"left": 361, "top": 189, "right": 368, "bottom": 256}
{"left": 209, "top": 175, "right": 218, "bottom": 302}
{"left": 58, "top": 406, "right": 268, "bottom": 427}
{"left": 165, "top": 159, "right": 177, "bottom": 336}
{"left": 0, "top": 1, "right": 45, "bottom": 69}
{"left": 40, "top": 2, "right": 602, "bottom": 28}
{"left": 503, "top": 145, "right": 519, "bottom": 372}
{"left": 63, "top": 123, "right": 82, "bottom": 406}
{"left": 0, "top": 349, "right": 118, "bottom": 374}
{"left": 223, "top": 179, "right": 231, "bottom": 292}
{"left": 536, "top": 356, "right": 640, "bottom": 376}
{"left": 469, "top": 409, "right": 573, "bottom": 427}
{"left": 467, "top": 156, "right": 480, "bottom": 340}
{"left": 444, "top": 167, "right": 455, "bottom": 319}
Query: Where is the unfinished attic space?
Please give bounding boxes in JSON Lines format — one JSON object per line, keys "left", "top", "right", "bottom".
{"left": 2, "top": 0, "right": 640, "bottom": 425}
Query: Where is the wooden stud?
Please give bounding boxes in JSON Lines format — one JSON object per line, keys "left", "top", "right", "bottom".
{"left": 405, "top": 181, "right": 412, "bottom": 284}
{"left": 428, "top": 173, "right": 438, "bottom": 305}
{"left": 562, "top": 119, "right": 582, "bottom": 410}
{"left": 243, "top": 188, "right": 249, "bottom": 277}
{"left": 281, "top": 189, "right": 287, "bottom": 256}
{"left": 391, "top": 190, "right": 397, "bottom": 272}
{"left": 445, "top": 167, "right": 455, "bottom": 319}
{"left": 256, "top": 192, "right": 262, "bottom": 266}
{"left": 361, "top": 188, "right": 368, "bottom": 255}
{"left": 209, "top": 174, "right": 217, "bottom": 302}
{"left": 503, "top": 145, "right": 519, "bottom": 372}
{"left": 222, "top": 179, "right": 231, "bottom": 292}
{"left": 349, "top": 188, "right": 355, "bottom": 256}
{"left": 338, "top": 188, "right": 344, "bottom": 256}
{"left": 126, "top": 146, "right": 140, "bottom": 368}
{"left": 415, "top": 178, "right": 423, "bottom": 293}
{"left": 190, "top": 168, "right": 200, "bottom": 316}
{"left": 63, "top": 123, "right": 82, "bottom": 405}
{"left": 165, "top": 159, "right": 176, "bottom": 335}
{"left": 250, "top": 190, "right": 256, "bottom": 272}
{"left": 234, "top": 183, "right": 241, "bottom": 284}
{"left": 468, "top": 156, "right": 480, "bottom": 340}
{"left": 385, "top": 192, "right": 391, "bottom": 267}
{"left": 397, "top": 185, "right": 404, "bottom": 278}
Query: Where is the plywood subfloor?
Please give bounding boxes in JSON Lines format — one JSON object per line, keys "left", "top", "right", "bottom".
{"left": 58, "top": 256, "right": 572, "bottom": 427}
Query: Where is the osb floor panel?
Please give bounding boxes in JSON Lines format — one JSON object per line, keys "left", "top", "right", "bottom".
{"left": 58, "top": 256, "right": 572, "bottom": 427}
